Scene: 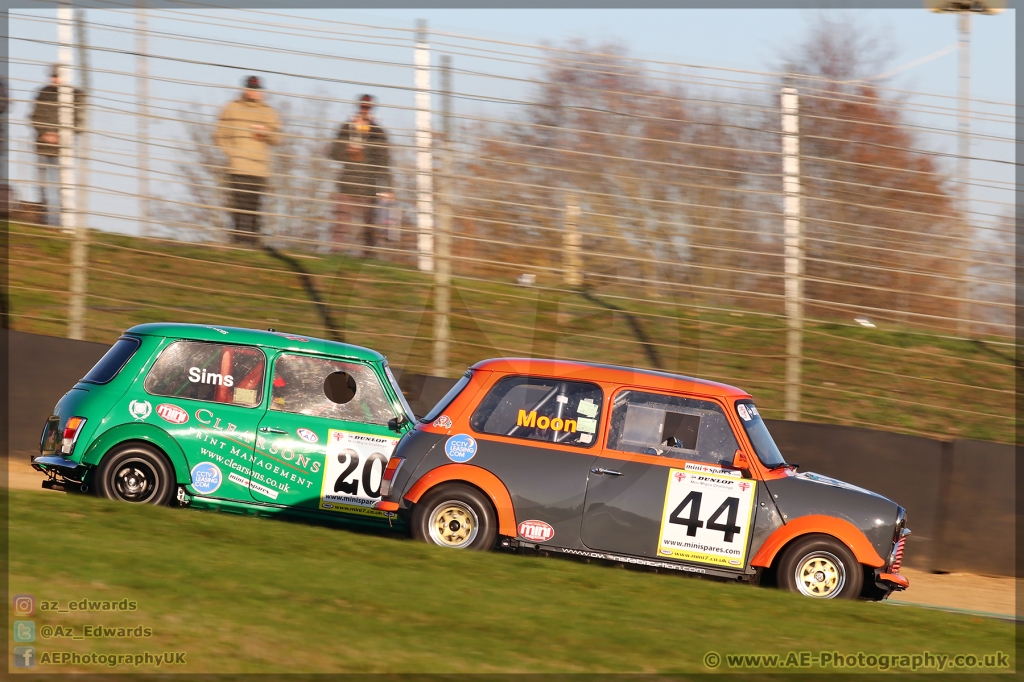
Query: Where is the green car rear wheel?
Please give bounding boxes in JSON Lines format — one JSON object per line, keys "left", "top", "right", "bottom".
{"left": 94, "top": 443, "right": 176, "bottom": 506}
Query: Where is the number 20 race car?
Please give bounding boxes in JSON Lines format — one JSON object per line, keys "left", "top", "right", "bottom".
{"left": 376, "top": 358, "right": 911, "bottom": 600}
{"left": 34, "top": 323, "right": 416, "bottom": 521}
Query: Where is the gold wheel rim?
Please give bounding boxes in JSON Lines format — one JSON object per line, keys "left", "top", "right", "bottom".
{"left": 796, "top": 551, "right": 846, "bottom": 598}
{"left": 427, "top": 501, "right": 479, "bottom": 549}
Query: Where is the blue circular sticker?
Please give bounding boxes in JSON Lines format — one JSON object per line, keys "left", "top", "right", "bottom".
{"left": 444, "top": 434, "right": 477, "bottom": 463}
{"left": 190, "top": 462, "right": 223, "bottom": 495}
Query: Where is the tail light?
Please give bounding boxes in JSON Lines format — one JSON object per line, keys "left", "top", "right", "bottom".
{"left": 379, "top": 457, "right": 405, "bottom": 498}
{"left": 61, "top": 417, "right": 87, "bottom": 455}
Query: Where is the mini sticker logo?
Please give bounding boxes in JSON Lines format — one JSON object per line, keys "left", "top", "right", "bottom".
{"left": 156, "top": 403, "right": 189, "bottom": 425}
{"left": 432, "top": 415, "right": 453, "bottom": 429}
{"left": 129, "top": 400, "right": 152, "bottom": 421}
{"left": 296, "top": 428, "right": 319, "bottom": 444}
{"left": 518, "top": 520, "right": 555, "bottom": 542}
{"left": 737, "top": 404, "right": 751, "bottom": 421}
{"left": 444, "top": 434, "right": 477, "bottom": 463}
{"left": 728, "top": 559, "right": 741, "bottom": 565}
{"left": 660, "top": 549, "right": 673, "bottom": 556}
{"left": 190, "top": 462, "right": 222, "bottom": 495}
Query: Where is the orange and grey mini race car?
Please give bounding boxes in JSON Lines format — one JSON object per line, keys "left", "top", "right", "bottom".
{"left": 376, "top": 358, "right": 910, "bottom": 600}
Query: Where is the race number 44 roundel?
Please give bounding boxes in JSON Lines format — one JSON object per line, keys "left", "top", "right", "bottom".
{"left": 657, "top": 469, "right": 757, "bottom": 568}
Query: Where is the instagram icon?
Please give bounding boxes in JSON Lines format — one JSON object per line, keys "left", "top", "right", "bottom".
{"left": 13, "top": 595, "right": 34, "bottom": 617}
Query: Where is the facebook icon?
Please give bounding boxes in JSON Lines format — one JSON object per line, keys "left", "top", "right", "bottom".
{"left": 13, "top": 646, "right": 35, "bottom": 668}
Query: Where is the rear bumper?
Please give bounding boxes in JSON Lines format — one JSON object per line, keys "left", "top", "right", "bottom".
{"left": 32, "top": 455, "right": 90, "bottom": 482}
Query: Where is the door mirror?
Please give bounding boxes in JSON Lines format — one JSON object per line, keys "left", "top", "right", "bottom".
{"left": 388, "top": 415, "right": 407, "bottom": 432}
{"left": 732, "top": 449, "right": 751, "bottom": 470}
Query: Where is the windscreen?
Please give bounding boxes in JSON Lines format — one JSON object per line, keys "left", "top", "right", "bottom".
{"left": 384, "top": 364, "right": 416, "bottom": 422}
{"left": 81, "top": 337, "right": 141, "bottom": 384}
{"left": 736, "top": 402, "right": 786, "bottom": 467}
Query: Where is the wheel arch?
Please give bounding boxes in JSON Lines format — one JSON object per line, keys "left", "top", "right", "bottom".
{"left": 403, "top": 464, "right": 517, "bottom": 537}
{"left": 750, "top": 515, "right": 885, "bottom": 569}
{"left": 80, "top": 423, "right": 192, "bottom": 486}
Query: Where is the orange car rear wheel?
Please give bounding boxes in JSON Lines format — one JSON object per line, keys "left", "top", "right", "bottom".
{"left": 412, "top": 483, "right": 498, "bottom": 551}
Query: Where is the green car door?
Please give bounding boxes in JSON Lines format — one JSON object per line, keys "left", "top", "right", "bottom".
{"left": 250, "top": 352, "right": 404, "bottom": 519}
{"left": 128, "top": 339, "right": 269, "bottom": 503}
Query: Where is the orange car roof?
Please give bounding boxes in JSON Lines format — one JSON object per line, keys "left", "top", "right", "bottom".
{"left": 468, "top": 357, "right": 752, "bottom": 400}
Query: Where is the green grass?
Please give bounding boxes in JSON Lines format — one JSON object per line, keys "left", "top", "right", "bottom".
{"left": 8, "top": 222, "right": 1013, "bottom": 442}
{"left": 8, "top": 490, "right": 1015, "bottom": 674}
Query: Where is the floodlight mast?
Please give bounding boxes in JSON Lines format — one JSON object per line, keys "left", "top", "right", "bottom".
{"left": 924, "top": 0, "right": 1004, "bottom": 336}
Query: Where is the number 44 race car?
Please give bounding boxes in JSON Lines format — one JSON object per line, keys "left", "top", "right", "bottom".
{"left": 376, "top": 358, "right": 911, "bottom": 600}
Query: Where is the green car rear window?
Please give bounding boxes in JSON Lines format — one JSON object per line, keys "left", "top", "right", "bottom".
{"left": 81, "top": 337, "right": 141, "bottom": 384}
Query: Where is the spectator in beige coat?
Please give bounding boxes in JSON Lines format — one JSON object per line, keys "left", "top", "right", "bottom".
{"left": 214, "top": 75, "right": 281, "bottom": 244}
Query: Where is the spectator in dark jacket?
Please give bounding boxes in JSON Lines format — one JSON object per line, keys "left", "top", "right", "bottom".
{"left": 329, "top": 94, "right": 393, "bottom": 254}
{"left": 31, "top": 64, "right": 84, "bottom": 227}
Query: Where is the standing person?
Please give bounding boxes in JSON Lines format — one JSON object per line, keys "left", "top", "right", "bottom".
{"left": 31, "top": 65, "right": 83, "bottom": 227}
{"left": 329, "top": 94, "right": 393, "bottom": 255}
{"left": 214, "top": 75, "right": 281, "bottom": 245}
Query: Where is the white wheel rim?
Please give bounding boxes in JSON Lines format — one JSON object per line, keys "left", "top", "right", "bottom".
{"left": 427, "top": 500, "right": 480, "bottom": 549}
{"left": 795, "top": 550, "right": 846, "bottom": 598}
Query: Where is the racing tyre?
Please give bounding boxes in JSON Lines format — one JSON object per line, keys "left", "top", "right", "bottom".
{"left": 412, "top": 483, "right": 497, "bottom": 551}
{"left": 777, "top": 534, "right": 863, "bottom": 600}
{"left": 94, "top": 443, "right": 175, "bottom": 506}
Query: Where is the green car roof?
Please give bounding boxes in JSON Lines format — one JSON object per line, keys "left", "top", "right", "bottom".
{"left": 125, "top": 323, "right": 386, "bottom": 363}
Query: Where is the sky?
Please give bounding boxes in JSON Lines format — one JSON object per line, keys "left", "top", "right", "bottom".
{"left": 6, "top": 7, "right": 1015, "bottom": 239}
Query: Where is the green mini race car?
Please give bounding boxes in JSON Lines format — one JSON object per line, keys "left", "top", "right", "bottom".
{"left": 33, "top": 323, "right": 416, "bottom": 523}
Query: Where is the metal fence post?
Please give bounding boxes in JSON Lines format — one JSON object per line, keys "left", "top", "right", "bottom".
{"left": 414, "top": 19, "right": 434, "bottom": 272}
{"left": 432, "top": 55, "right": 452, "bottom": 377}
{"left": 781, "top": 81, "right": 803, "bottom": 421}
{"left": 563, "top": 194, "right": 582, "bottom": 287}
{"left": 955, "top": 12, "right": 971, "bottom": 336}
{"left": 68, "top": 9, "right": 90, "bottom": 341}
{"left": 136, "top": 2, "right": 150, "bottom": 238}
{"left": 57, "top": 2, "right": 76, "bottom": 238}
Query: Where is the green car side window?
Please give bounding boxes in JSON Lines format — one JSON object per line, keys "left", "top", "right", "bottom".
{"left": 143, "top": 340, "right": 266, "bottom": 407}
{"left": 270, "top": 354, "right": 394, "bottom": 425}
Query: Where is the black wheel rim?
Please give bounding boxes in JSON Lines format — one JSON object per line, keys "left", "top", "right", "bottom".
{"left": 111, "top": 457, "right": 159, "bottom": 503}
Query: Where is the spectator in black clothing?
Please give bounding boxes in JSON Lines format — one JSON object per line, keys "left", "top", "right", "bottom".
{"left": 329, "top": 95, "right": 393, "bottom": 254}
{"left": 31, "top": 65, "right": 84, "bottom": 227}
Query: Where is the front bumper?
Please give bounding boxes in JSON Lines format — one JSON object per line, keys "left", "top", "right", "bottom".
{"left": 878, "top": 572, "right": 910, "bottom": 590}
